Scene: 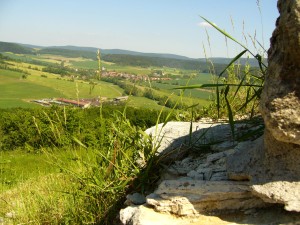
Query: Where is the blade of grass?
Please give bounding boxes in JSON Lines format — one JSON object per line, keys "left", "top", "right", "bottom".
{"left": 218, "top": 50, "right": 247, "bottom": 78}
{"left": 224, "top": 85, "right": 235, "bottom": 138}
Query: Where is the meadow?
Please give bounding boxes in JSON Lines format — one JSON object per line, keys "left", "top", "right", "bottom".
{"left": 0, "top": 69, "right": 64, "bottom": 108}
{"left": 0, "top": 52, "right": 211, "bottom": 109}
{"left": 0, "top": 63, "right": 124, "bottom": 108}
{"left": 0, "top": 105, "right": 175, "bottom": 224}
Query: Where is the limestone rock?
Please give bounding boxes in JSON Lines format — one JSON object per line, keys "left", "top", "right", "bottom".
{"left": 210, "top": 172, "right": 227, "bottom": 181}
{"left": 120, "top": 204, "right": 300, "bottom": 225}
{"left": 226, "top": 137, "right": 264, "bottom": 181}
{"left": 146, "top": 180, "right": 267, "bottom": 216}
{"left": 206, "top": 149, "right": 235, "bottom": 163}
{"left": 144, "top": 122, "right": 235, "bottom": 162}
{"left": 259, "top": 0, "right": 300, "bottom": 180}
{"left": 260, "top": 0, "right": 300, "bottom": 146}
{"left": 120, "top": 205, "right": 202, "bottom": 225}
{"left": 251, "top": 181, "right": 300, "bottom": 212}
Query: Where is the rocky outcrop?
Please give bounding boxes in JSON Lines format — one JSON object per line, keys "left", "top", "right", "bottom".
{"left": 259, "top": 0, "right": 300, "bottom": 180}
{"left": 260, "top": 0, "right": 300, "bottom": 146}
{"left": 144, "top": 120, "right": 261, "bottom": 163}
{"left": 120, "top": 121, "right": 300, "bottom": 224}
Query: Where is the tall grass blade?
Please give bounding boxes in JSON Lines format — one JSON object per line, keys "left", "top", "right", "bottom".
{"left": 233, "top": 71, "right": 248, "bottom": 98}
{"left": 216, "top": 82, "right": 220, "bottom": 118}
{"left": 200, "top": 16, "right": 247, "bottom": 50}
{"left": 224, "top": 85, "right": 235, "bottom": 137}
{"left": 218, "top": 50, "right": 247, "bottom": 78}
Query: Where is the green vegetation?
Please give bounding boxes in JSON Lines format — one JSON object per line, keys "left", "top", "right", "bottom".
{"left": 0, "top": 51, "right": 213, "bottom": 109}
{"left": 0, "top": 42, "right": 33, "bottom": 54}
{"left": 0, "top": 69, "right": 65, "bottom": 108}
{"left": 0, "top": 106, "right": 173, "bottom": 224}
{"left": 177, "top": 17, "right": 266, "bottom": 137}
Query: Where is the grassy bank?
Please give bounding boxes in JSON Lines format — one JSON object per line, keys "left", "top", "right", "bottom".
{"left": 0, "top": 105, "right": 168, "bottom": 224}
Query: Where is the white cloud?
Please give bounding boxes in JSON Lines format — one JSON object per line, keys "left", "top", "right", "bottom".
{"left": 198, "top": 21, "right": 216, "bottom": 28}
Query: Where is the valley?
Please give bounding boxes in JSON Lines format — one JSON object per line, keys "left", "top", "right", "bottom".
{"left": 0, "top": 41, "right": 217, "bottom": 110}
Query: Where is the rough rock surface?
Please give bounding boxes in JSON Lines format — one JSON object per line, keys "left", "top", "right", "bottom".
{"left": 260, "top": 0, "right": 300, "bottom": 146}
{"left": 147, "top": 180, "right": 267, "bottom": 216}
{"left": 226, "top": 137, "right": 264, "bottom": 181}
{"left": 259, "top": 0, "right": 300, "bottom": 181}
{"left": 120, "top": 205, "right": 200, "bottom": 225}
{"left": 251, "top": 181, "right": 300, "bottom": 212}
{"left": 144, "top": 121, "right": 260, "bottom": 162}
{"left": 120, "top": 204, "right": 300, "bottom": 225}
{"left": 120, "top": 121, "right": 300, "bottom": 224}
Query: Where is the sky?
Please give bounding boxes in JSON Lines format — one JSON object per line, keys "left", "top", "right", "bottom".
{"left": 0, "top": 0, "right": 278, "bottom": 58}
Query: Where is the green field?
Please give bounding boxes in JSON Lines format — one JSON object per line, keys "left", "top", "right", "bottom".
{"left": 127, "top": 96, "right": 163, "bottom": 110}
{"left": 71, "top": 59, "right": 198, "bottom": 77}
{"left": 0, "top": 66, "right": 124, "bottom": 108}
{"left": 0, "top": 52, "right": 214, "bottom": 109}
{"left": 150, "top": 82, "right": 212, "bottom": 99}
{"left": 0, "top": 69, "right": 66, "bottom": 108}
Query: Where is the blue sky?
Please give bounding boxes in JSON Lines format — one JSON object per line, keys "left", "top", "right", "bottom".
{"left": 0, "top": 0, "right": 278, "bottom": 58}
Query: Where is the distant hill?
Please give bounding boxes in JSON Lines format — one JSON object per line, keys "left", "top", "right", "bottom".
{"left": 204, "top": 57, "right": 262, "bottom": 67}
{"left": 0, "top": 41, "right": 33, "bottom": 54}
{"left": 102, "top": 49, "right": 193, "bottom": 60}
{"left": 44, "top": 45, "right": 193, "bottom": 60}
{"left": 0, "top": 41, "right": 264, "bottom": 71}
{"left": 37, "top": 47, "right": 96, "bottom": 59}
{"left": 102, "top": 54, "right": 228, "bottom": 74}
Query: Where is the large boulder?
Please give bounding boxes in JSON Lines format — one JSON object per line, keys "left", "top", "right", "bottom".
{"left": 259, "top": 0, "right": 300, "bottom": 180}
{"left": 144, "top": 121, "right": 261, "bottom": 163}
{"left": 260, "top": 0, "right": 300, "bottom": 146}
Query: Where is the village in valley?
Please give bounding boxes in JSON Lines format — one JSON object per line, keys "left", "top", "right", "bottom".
{"left": 31, "top": 96, "right": 129, "bottom": 108}
{"left": 31, "top": 68, "right": 174, "bottom": 108}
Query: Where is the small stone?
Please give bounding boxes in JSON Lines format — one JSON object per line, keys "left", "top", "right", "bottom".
{"left": 207, "top": 149, "right": 235, "bottom": 163}
{"left": 207, "top": 152, "right": 225, "bottom": 163}
{"left": 196, "top": 168, "right": 213, "bottom": 180}
{"left": 210, "top": 172, "right": 228, "bottom": 181}
{"left": 187, "top": 170, "right": 204, "bottom": 180}
{"left": 178, "top": 176, "right": 194, "bottom": 181}
{"left": 196, "top": 163, "right": 211, "bottom": 170}
{"left": 126, "top": 193, "right": 146, "bottom": 205}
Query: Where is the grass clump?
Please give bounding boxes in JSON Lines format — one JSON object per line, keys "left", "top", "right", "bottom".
{"left": 176, "top": 17, "right": 267, "bottom": 139}
{"left": 0, "top": 106, "right": 165, "bottom": 224}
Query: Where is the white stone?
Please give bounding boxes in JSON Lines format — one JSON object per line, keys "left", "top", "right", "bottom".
{"left": 251, "top": 181, "right": 300, "bottom": 212}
